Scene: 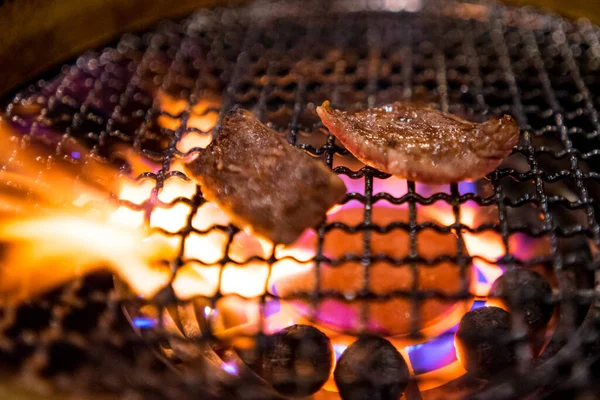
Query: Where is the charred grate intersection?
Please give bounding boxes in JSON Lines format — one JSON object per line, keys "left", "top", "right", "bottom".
{"left": 2, "top": 0, "right": 600, "bottom": 399}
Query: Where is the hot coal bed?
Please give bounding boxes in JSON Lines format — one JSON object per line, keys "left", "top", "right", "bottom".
{"left": 1, "top": 0, "right": 600, "bottom": 399}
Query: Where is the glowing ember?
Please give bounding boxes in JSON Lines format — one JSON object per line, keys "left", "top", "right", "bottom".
{"left": 272, "top": 203, "right": 475, "bottom": 339}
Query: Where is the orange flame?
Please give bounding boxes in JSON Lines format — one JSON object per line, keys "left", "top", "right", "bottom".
{"left": 0, "top": 213, "right": 173, "bottom": 303}
{"left": 430, "top": 201, "right": 504, "bottom": 297}
{"left": 0, "top": 119, "right": 177, "bottom": 304}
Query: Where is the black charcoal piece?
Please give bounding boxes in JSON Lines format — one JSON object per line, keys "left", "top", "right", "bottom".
{"left": 489, "top": 269, "right": 553, "bottom": 331}
{"left": 261, "top": 324, "right": 333, "bottom": 396}
{"left": 334, "top": 335, "right": 410, "bottom": 400}
{"left": 455, "top": 306, "right": 514, "bottom": 379}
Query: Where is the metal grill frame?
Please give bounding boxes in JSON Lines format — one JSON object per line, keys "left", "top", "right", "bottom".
{"left": 2, "top": 0, "right": 600, "bottom": 399}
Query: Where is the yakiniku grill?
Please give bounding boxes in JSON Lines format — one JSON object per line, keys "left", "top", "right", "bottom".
{"left": 1, "top": 0, "right": 600, "bottom": 399}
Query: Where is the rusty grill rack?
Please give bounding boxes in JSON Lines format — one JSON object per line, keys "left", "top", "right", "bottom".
{"left": 2, "top": 0, "right": 600, "bottom": 398}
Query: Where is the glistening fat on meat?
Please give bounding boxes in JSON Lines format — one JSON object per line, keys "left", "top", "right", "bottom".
{"left": 317, "top": 101, "right": 519, "bottom": 184}
{"left": 184, "top": 108, "right": 347, "bottom": 245}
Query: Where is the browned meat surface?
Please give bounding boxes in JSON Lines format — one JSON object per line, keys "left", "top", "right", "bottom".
{"left": 317, "top": 101, "right": 519, "bottom": 184}
{"left": 184, "top": 108, "right": 347, "bottom": 245}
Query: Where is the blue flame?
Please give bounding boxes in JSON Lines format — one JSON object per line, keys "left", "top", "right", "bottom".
{"left": 406, "top": 301, "right": 486, "bottom": 374}
{"left": 476, "top": 267, "right": 487, "bottom": 284}
{"left": 132, "top": 317, "right": 157, "bottom": 329}
{"left": 406, "top": 332, "right": 457, "bottom": 374}
{"left": 333, "top": 344, "right": 347, "bottom": 362}
{"left": 222, "top": 362, "right": 239, "bottom": 376}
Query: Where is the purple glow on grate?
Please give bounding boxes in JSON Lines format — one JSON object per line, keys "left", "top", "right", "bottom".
{"left": 71, "top": 151, "right": 81, "bottom": 159}
{"left": 264, "top": 299, "right": 281, "bottom": 318}
{"left": 458, "top": 181, "right": 477, "bottom": 195}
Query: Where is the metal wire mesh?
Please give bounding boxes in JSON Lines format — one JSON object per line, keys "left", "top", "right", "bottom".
{"left": 2, "top": 0, "right": 600, "bottom": 398}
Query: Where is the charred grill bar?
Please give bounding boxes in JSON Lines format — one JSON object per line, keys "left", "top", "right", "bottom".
{"left": 1, "top": 0, "right": 600, "bottom": 399}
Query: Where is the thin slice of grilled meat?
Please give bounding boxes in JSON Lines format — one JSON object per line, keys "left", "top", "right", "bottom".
{"left": 317, "top": 101, "right": 519, "bottom": 184}
{"left": 184, "top": 108, "right": 347, "bottom": 245}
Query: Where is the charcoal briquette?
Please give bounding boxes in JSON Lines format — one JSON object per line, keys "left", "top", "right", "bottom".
{"left": 261, "top": 324, "right": 333, "bottom": 396}
{"left": 489, "top": 269, "right": 553, "bottom": 331}
{"left": 455, "top": 306, "right": 514, "bottom": 379}
{"left": 334, "top": 335, "right": 410, "bottom": 400}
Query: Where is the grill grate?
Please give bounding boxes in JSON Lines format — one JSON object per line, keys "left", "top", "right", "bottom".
{"left": 2, "top": 0, "right": 600, "bottom": 398}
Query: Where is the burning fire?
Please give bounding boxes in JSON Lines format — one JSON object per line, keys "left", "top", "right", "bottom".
{"left": 0, "top": 96, "right": 538, "bottom": 394}
{"left": 0, "top": 122, "right": 175, "bottom": 304}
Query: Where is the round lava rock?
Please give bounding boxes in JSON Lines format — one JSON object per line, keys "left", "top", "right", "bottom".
{"left": 455, "top": 306, "right": 514, "bottom": 379}
{"left": 489, "top": 269, "right": 553, "bottom": 331}
{"left": 334, "top": 335, "right": 410, "bottom": 400}
{"left": 261, "top": 324, "right": 333, "bottom": 397}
